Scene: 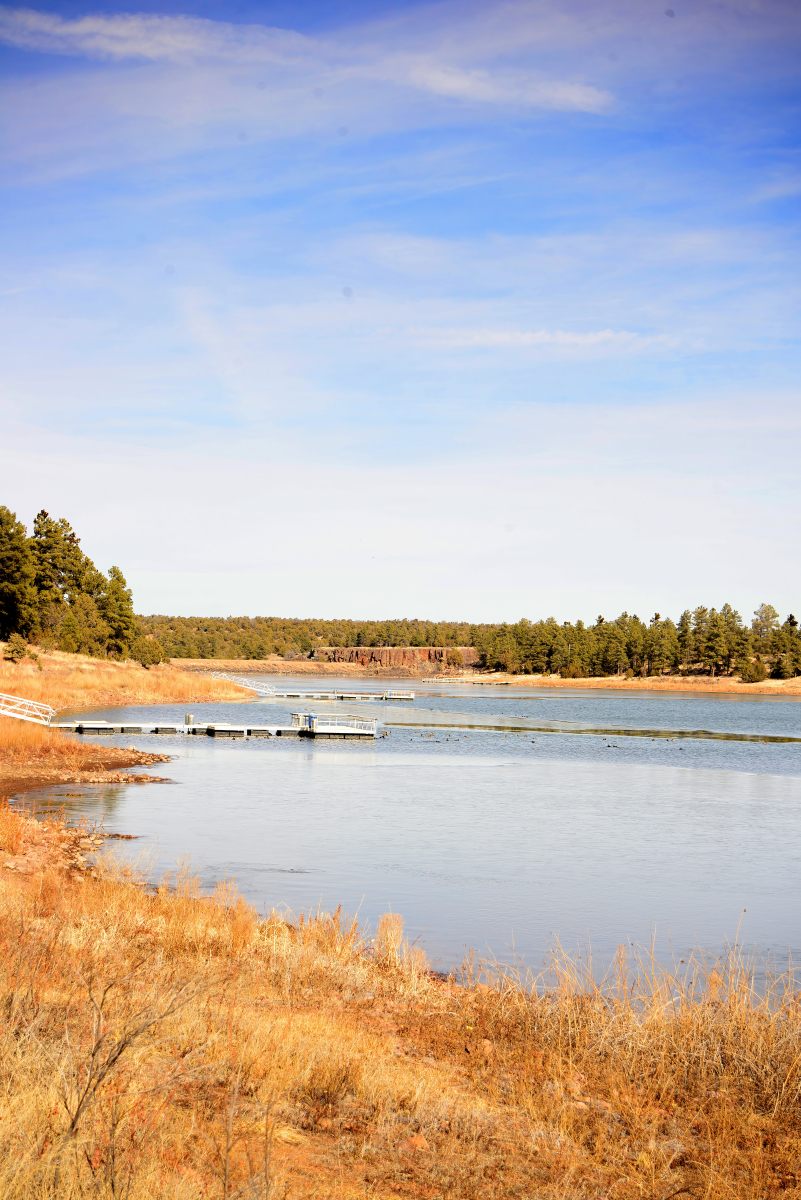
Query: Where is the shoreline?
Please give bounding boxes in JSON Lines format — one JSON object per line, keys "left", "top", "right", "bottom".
{"left": 0, "top": 748, "right": 172, "bottom": 797}
{"left": 172, "top": 656, "right": 801, "bottom": 696}
{"left": 0, "top": 802, "right": 798, "bottom": 1198}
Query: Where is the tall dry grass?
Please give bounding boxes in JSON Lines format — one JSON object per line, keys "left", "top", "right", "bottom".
{"left": 0, "top": 798, "right": 27, "bottom": 853}
{"left": 0, "top": 649, "right": 249, "bottom": 715}
{"left": 0, "top": 716, "right": 166, "bottom": 778}
{"left": 0, "top": 817, "right": 799, "bottom": 1197}
{"left": 0, "top": 715, "right": 95, "bottom": 767}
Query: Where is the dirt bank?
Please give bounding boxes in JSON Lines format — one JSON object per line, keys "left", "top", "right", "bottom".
{"left": 0, "top": 722, "right": 171, "bottom": 796}
{"left": 0, "top": 802, "right": 135, "bottom": 883}
{"left": 0, "top": 708, "right": 172, "bottom": 798}
{"left": 0, "top": 752, "right": 172, "bottom": 797}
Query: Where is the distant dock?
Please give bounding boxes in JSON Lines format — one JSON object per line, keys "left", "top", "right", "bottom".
{"left": 212, "top": 673, "right": 413, "bottom": 702}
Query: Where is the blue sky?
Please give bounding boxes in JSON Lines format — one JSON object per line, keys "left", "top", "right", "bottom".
{"left": 2, "top": 0, "right": 800, "bottom": 621}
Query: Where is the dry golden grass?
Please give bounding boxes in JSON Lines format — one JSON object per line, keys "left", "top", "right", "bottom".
{"left": 0, "top": 811, "right": 799, "bottom": 1198}
{"left": 0, "top": 715, "right": 101, "bottom": 767}
{"left": 0, "top": 647, "right": 250, "bottom": 714}
{"left": 0, "top": 717, "right": 170, "bottom": 790}
{"left": 0, "top": 798, "right": 26, "bottom": 853}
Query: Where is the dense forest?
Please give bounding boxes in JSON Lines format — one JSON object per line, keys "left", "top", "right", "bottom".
{"left": 2, "top": 506, "right": 798, "bottom": 678}
{"left": 472, "top": 607, "right": 800, "bottom": 681}
{"left": 0, "top": 506, "right": 165, "bottom": 666}
{"left": 138, "top": 614, "right": 479, "bottom": 660}
{"left": 139, "top": 606, "right": 800, "bottom": 680}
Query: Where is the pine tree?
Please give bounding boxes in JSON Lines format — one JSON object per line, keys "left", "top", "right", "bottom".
{"left": 60, "top": 594, "right": 111, "bottom": 656}
{"left": 99, "top": 566, "right": 137, "bottom": 657}
{"left": 677, "top": 610, "right": 693, "bottom": 667}
{"left": 752, "top": 603, "right": 780, "bottom": 648}
{"left": 692, "top": 607, "right": 709, "bottom": 667}
{"left": 703, "top": 611, "right": 729, "bottom": 676}
{"left": 0, "top": 506, "right": 38, "bottom": 640}
{"left": 600, "top": 624, "right": 629, "bottom": 674}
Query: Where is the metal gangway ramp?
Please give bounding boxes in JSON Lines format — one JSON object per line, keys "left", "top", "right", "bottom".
{"left": 212, "top": 672, "right": 276, "bottom": 696}
{"left": 0, "top": 691, "right": 56, "bottom": 726}
{"left": 212, "top": 672, "right": 413, "bottom": 701}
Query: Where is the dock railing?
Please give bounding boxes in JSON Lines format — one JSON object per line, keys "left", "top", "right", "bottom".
{"left": 212, "top": 672, "right": 276, "bottom": 696}
{"left": 291, "top": 713, "right": 378, "bottom": 734}
{"left": 0, "top": 692, "right": 56, "bottom": 726}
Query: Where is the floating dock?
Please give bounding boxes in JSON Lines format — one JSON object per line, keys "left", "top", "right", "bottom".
{"left": 53, "top": 712, "right": 378, "bottom": 740}
{"left": 211, "top": 673, "right": 413, "bottom": 701}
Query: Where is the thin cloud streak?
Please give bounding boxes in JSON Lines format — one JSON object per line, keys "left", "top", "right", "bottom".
{"left": 0, "top": 0, "right": 799, "bottom": 615}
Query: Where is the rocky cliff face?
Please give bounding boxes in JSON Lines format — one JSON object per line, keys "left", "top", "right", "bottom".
{"left": 313, "top": 646, "right": 480, "bottom": 670}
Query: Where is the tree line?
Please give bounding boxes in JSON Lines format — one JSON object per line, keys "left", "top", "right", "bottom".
{"left": 2, "top": 505, "right": 797, "bottom": 678}
{"left": 0, "top": 506, "right": 166, "bottom": 666}
{"left": 473, "top": 607, "right": 800, "bottom": 681}
{"left": 138, "top": 614, "right": 479, "bottom": 661}
{"left": 139, "top": 607, "right": 799, "bottom": 680}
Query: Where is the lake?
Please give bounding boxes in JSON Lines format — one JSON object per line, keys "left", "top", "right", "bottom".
{"left": 21, "top": 678, "right": 801, "bottom": 975}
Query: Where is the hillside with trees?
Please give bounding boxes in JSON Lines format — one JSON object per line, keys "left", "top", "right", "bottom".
{"left": 2, "top": 505, "right": 798, "bottom": 678}
{"left": 0, "top": 506, "right": 165, "bottom": 667}
{"left": 472, "top": 606, "right": 800, "bottom": 681}
{"left": 138, "top": 606, "right": 800, "bottom": 680}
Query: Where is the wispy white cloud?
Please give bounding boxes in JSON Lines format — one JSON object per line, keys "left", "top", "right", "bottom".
{"left": 406, "top": 327, "right": 678, "bottom": 351}
{"left": 0, "top": 6, "right": 311, "bottom": 63}
{"left": 0, "top": 0, "right": 799, "bottom": 617}
{"left": 398, "top": 61, "right": 610, "bottom": 111}
{"left": 0, "top": 3, "right": 613, "bottom": 115}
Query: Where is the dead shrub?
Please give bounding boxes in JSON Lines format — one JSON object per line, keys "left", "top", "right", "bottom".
{"left": 301, "top": 1053, "right": 362, "bottom": 1116}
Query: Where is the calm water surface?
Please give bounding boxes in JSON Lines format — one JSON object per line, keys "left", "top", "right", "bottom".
{"left": 21, "top": 679, "right": 801, "bottom": 973}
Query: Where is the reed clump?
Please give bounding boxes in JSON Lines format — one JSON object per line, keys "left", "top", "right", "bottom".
{"left": 0, "top": 715, "right": 95, "bottom": 767}
{"left": 0, "top": 811, "right": 798, "bottom": 1198}
{"left": 0, "top": 647, "right": 250, "bottom": 713}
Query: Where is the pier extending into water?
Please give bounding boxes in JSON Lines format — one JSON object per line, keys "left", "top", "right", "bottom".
{"left": 53, "top": 712, "right": 378, "bottom": 739}
{"left": 212, "top": 673, "right": 413, "bottom": 702}
{"left": 1, "top": 687, "right": 379, "bottom": 738}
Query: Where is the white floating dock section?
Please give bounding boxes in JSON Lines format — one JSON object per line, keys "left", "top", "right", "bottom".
{"left": 53, "top": 713, "right": 378, "bottom": 739}
{"left": 212, "top": 672, "right": 413, "bottom": 701}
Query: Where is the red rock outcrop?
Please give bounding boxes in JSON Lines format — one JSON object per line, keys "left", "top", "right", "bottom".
{"left": 313, "top": 646, "right": 479, "bottom": 670}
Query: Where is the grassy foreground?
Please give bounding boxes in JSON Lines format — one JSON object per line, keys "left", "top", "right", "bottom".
{"left": 0, "top": 807, "right": 798, "bottom": 1198}
{"left": 0, "top": 647, "right": 250, "bottom": 712}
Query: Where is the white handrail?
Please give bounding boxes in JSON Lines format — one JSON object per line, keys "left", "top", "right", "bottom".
{"left": 291, "top": 712, "right": 378, "bottom": 733}
{"left": 0, "top": 691, "right": 56, "bottom": 726}
{"left": 212, "top": 672, "right": 276, "bottom": 696}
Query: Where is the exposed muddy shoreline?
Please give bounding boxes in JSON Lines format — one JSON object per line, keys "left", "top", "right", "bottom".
{"left": 0, "top": 746, "right": 172, "bottom": 797}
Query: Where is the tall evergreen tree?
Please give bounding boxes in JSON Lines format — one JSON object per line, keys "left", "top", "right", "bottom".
{"left": 99, "top": 566, "right": 138, "bottom": 657}
{"left": 0, "top": 506, "right": 37, "bottom": 640}
{"left": 677, "top": 609, "right": 693, "bottom": 666}
{"left": 703, "top": 611, "right": 729, "bottom": 676}
{"left": 692, "top": 606, "right": 709, "bottom": 667}
{"left": 752, "top": 603, "right": 780, "bottom": 647}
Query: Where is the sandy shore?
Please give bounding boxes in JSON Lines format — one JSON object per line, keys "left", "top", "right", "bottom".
{"left": 473, "top": 672, "right": 801, "bottom": 696}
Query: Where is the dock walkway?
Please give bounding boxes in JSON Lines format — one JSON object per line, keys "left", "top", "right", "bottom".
{"left": 211, "top": 673, "right": 413, "bottom": 701}
{"left": 53, "top": 712, "right": 378, "bottom": 740}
